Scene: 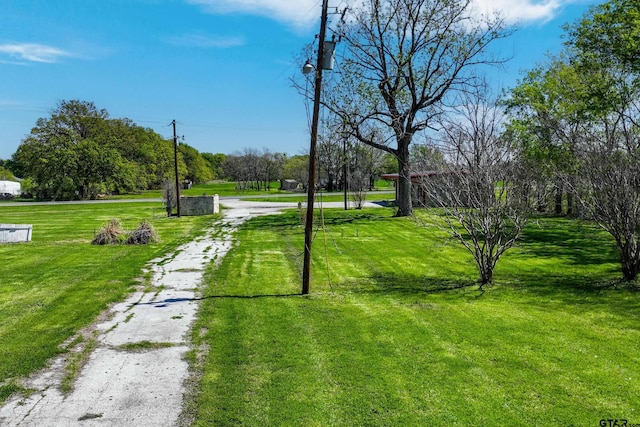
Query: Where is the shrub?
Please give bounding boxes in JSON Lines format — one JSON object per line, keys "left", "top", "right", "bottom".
{"left": 92, "top": 219, "right": 125, "bottom": 245}
{"left": 125, "top": 220, "right": 159, "bottom": 245}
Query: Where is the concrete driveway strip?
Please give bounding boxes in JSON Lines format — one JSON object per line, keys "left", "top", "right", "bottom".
{"left": 0, "top": 200, "right": 292, "bottom": 427}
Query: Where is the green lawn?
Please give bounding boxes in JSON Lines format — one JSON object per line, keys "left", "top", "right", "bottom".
{"left": 0, "top": 202, "right": 214, "bottom": 401}
{"left": 187, "top": 210, "right": 640, "bottom": 426}
{"left": 2, "top": 202, "right": 639, "bottom": 425}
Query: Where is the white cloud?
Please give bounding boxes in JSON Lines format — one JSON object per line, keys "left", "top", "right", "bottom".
{"left": 164, "top": 33, "right": 246, "bottom": 48}
{"left": 186, "top": 0, "right": 320, "bottom": 29}
{"left": 0, "top": 99, "right": 25, "bottom": 107}
{"left": 0, "top": 43, "right": 73, "bottom": 63}
{"left": 470, "top": 0, "right": 563, "bottom": 25}
{"left": 187, "top": 0, "right": 576, "bottom": 30}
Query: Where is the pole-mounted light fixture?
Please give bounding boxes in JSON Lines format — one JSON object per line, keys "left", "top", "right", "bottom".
{"left": 302, "top": 61, "right": 315, "bottom": 75}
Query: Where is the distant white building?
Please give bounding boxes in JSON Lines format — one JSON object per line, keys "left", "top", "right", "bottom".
{"left": 0, "top": 180, "right": 21, "bottom": 196}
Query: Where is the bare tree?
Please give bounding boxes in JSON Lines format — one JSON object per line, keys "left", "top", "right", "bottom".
{"left": 242, "top": 148, "right": 261, "bottom": 190}
{"left": 349, "top": 169, "right": 368, "bottom": 209}
{"left": 561, "top": 0, "right": 640, "bottom": 282}
{"left": 420, "top": 88, "right": 529, "bottom": 285}
{"left": 576, "top": 98, "right": 640, "bottom": 281}
{"left": 580, "top": 149, "right": 640, "bottom": 281}
{"left": 221, "top": 149, "right": 285, "bottom": 191}
{"left": 261, "top": 149, "right": 285, "bottom": 191}
{"left": 323, "top": 0, "right": 509, "bottom": 216}
{"left": 317, "top": 118, "right": 345, "bottom": 192}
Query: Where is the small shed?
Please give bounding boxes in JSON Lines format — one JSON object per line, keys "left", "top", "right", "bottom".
{"left": 0, "top": 180, "right": 21, "bottom": 196}
{"left": 381, "top": 171, "right": 441, "bottom": 207}
{"left": 280, "top": 179, "right": 301, "bottom": 191}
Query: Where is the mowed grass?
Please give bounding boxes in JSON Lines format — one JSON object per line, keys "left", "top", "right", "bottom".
{"left": 243, "top": 191, "right": 393, "bottom": 204}
{"left": 188, "top": 210, "right": 640, "bottom": 426}
{"left": 0, "top": 202, "right": 214, "bottom": 402}
{"left": 97, "top": 180, "right": 287, "bottom": 200}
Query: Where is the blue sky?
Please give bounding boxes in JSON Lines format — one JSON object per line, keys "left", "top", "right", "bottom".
{"left": 0, "top": 0, "right": 599, "bottom": 161}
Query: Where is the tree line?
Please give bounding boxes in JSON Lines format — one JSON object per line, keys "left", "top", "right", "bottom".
{"left": 1, "top": 100, "right": 398, "bottom": 200}
{"left": 5, "top": 100, "right": 197, "bottom": 200}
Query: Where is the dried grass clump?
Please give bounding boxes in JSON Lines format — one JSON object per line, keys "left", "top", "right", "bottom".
{"left": 125, "top": 220, "right": 159, "bottom": 245}
{"left": 92, "top": 219, "right": 125, "bottom": 245}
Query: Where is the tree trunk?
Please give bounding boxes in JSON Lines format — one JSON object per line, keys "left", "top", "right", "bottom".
{"left": 567, "top": 190, "right": 574, "bottom": 217}
{"left": 554, "top": 181, "right": 563, "bottom": 215}
{"left": 327, "top": 172, "right": 335, "bottom": 192}
{"left": 396, "top": 142, "right": 412, "bottom": 217}
{"left": 537, "top": 185, "right": 546, "bottom": 213}
{"left": 620, "top": 241, "right": 640, "bottom": 281}
{"left": 480, "top": 268, "right": 493, "bottom": 286}
{"left": 478, "top": 251, "right": 495, "bottom": 286}
{"left": 621, "top": 258, "right": 640, "bottom": 281}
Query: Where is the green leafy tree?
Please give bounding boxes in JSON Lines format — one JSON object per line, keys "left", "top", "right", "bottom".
{"left": 201, "top": 153, "right": 226, "bottom": 179}
{"left": 19, "top": 177, "right": 34, "bottom": 196}
{"left": 505, "top": 57, "right": 589, "bottom": 215}
{"left": 569, "top": 0, "right": 640, "bottom": 75}
{"left": 130, "top": 126, "right": 176, "bottom": 189}
{"left": 178, "top": 143, "right": 212, "bottom": 184}
{"left": 380, "top": 153, "right": 399, "bottom": 174}
{"left": 0, "top": 166, "right": 16, "bottom": 181}
{"left": 101, "top": 119, "right": 177, "bottom": 190}
{"left": 12, "top": 100, "right": 181, "bottom": 199}
{"left": 12, "top": 101, "right": 119, "bottom": 199}
{"left": 507, "top": 0, "right": 640, "bottom": 281}
{"left": 283, "top": 155, "right": 310, "bottom": 188}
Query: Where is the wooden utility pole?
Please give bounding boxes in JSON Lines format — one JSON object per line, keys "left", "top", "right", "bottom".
{"left": 302, "top": 0, "right": 330, "bottom": 295}
{"left": 342, "top": 120, "right": 349, "bottom": 211}
{"left": 343, "top": 136, "right": 348, "bottom": 211}
{"left": 172, "top": 119, "right": 181, "bottom": 217}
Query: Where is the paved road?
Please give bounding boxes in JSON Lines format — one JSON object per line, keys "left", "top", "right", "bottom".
{"left": 0, "top": 191, "right": 395, "bottom": 208}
